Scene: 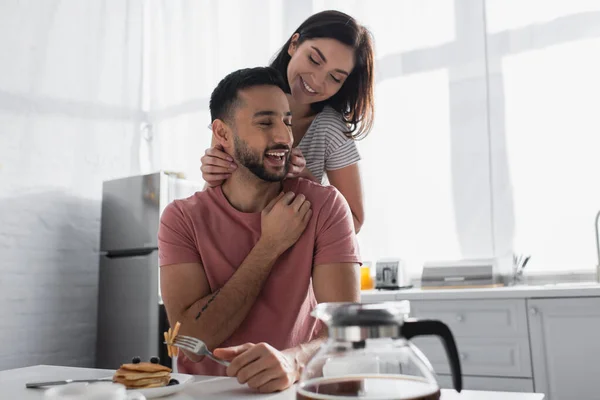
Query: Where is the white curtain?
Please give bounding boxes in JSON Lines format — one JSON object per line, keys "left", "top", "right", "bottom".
{"left": 0, "top": 0, "right": 144, "bottom": 369}
{"left": 486, "top": 0, "right": 600, "bottom": 272}
{"left": 146, "top": 0, "right": 488, "bottom": 275}
{"left": 148, "top": 0, "right": 600, "bottom": 275}
{"left": 145, "top": 0, "right": 290, "bottom": 183}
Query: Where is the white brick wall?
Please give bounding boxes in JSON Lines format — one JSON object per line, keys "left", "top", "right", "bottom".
{"left": 0, "top": 119, "right": 142, "bottom": 370}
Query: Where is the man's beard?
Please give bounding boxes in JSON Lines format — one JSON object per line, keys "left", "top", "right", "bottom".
{"left": 233, "top": 134, "right": 290, "bottom": 182}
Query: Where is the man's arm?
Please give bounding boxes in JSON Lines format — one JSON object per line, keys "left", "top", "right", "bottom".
{"left": 160, "top": 242, "right": 279, "bottom": 357}
{"left": 160, "top": 191, "right": 313, "bottom": 356}
{"left": 218, "top": 262, "right": 360, "bottom": 392}
{"left": 283, "top": 262, "right": 360, "bottom": 375}
{"left": 215, "top": 187, "right": 360, "bottom": 393}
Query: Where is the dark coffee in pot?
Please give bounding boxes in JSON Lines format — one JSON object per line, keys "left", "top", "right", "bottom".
{"left": 297, "top": 375, "right": 441, "bottom": 400}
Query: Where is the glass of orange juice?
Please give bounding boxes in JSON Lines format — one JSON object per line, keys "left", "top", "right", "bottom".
{"left": 360, "top": 263, "right": 374, "bottom": 290}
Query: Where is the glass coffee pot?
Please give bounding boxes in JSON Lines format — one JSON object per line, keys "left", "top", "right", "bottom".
{"left": 297, "top": 302, "right": 462, "bottom": 400}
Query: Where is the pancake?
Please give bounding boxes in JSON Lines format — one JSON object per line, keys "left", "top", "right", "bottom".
{"left": 113, "top": 375, "right": 170, "bottom": 388}
{"left": 113, "top": 321, "right": 182, "bottom": 389}
{"left": 113, "top": 370, "right": 170, "bottom": 380}
{"left": 113, "top": 362, "right": 172, "bottom": 389}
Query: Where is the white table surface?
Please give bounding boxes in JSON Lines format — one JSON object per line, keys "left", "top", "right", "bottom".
{"left": 0, "top": 365, "right": 545, "bottom": 400}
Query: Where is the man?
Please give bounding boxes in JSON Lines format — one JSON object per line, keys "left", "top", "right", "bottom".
{"left": 158, "top": 67, "right": 360, "bottom": 393}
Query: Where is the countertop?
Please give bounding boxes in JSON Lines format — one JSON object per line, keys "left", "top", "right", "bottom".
{"left": 361, "top": 282, "right": 600, "bottom": 302}
{"left": 1, "top": 365, "right": 545, "bottom": 400}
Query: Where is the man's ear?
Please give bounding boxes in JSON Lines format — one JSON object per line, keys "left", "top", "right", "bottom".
{"left": 287, "top": 33, "right": 300, "bottom": 57}
{"left": 211, "top": 119, "right": 234, "bottom": 150}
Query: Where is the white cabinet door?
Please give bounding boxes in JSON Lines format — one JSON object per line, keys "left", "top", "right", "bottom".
{"left": 413, "top": 336, "right": 532, "bottom": 377}
{"left": 410, "top": 299, "right": 529, "bottom": 338}
{"left": 528, "top": 297, "right": 600, "bottom": 400}
{"left": 409, "top": 299, "right": 532, "bottom": 378}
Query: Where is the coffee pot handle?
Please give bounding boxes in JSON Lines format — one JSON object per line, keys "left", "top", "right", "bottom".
{"left": 402, "top": 319, "right": 463, "bottom": 393}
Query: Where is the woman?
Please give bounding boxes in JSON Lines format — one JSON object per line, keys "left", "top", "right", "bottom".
{"left": 201, "top": 10, "right": 375, "bottom": 232}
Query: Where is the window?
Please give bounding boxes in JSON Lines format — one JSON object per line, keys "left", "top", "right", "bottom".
{"left": 150, "top": 1, "right": 600, "bottom": 276}
{"left": 491, "top": 36, "right": 600, "bottom": 272}
{"left": 313, "top": 0, "right": 490, "bottom": 275}
{"left": 486, "top": 0, "right": 600, "bottom": 33}
{"left": 357, "top": 70, "right": 461, "bottom": 269}
{"left": 313, "top": 0, "right": 455, "bottom": 56}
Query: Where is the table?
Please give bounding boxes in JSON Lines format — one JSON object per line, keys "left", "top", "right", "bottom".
{"left": 0, "top": 365, "right": 545, "bottom": 399}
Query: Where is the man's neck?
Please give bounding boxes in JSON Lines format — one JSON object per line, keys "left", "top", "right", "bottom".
{"left": 221, "top": 168, "right": 283, "bottom": 213}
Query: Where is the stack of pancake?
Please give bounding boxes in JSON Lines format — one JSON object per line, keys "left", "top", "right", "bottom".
{"left": 113, "top": 362, "right": 172, "bottom": 389}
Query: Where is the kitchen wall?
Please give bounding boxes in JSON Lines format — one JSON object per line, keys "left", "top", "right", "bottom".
{"left": 0, "top": 1, "right": 145, "bottom": 370}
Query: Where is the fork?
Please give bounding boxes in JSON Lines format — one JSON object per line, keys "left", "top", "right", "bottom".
{"left": 169, "top": 335, "right": 230, "bottom": 367}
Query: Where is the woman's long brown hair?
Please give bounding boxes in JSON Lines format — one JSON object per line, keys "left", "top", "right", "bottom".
{"left": 270, "top": 10, "right": 375, "bottom": 140}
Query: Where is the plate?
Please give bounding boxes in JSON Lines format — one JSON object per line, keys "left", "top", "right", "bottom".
{"left": 130, "top": 373, "right": 194, "bottom": 399}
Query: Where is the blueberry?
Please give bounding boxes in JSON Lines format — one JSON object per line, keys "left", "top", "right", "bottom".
{"left": 167, "top": 379, "right": 179, "bottom": 386}
{"left": 131, "top": 356, "right": 141, "bottom": 364}
{"left": 150, "top": 356, "right": 160, "bottom": 364}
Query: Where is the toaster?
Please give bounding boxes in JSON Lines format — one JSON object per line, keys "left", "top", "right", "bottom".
{"left": 375, "top": 259, "right": 411, "bottom": 290}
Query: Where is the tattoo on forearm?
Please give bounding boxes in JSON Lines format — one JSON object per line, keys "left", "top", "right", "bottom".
{"left": 195, "top": 289, "right": 221, "bottom": 320}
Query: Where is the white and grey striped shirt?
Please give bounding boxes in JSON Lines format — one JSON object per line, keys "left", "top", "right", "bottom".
{"left": 297, "top": 105, "right": 361, "bottom": 184}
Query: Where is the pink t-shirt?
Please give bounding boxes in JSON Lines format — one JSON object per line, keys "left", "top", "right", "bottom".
{"left": 158, "top": 177, "right": 360, "bottom": 376}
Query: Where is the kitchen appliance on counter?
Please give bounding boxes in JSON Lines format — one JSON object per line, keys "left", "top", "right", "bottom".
{"left": 297, "top": 301, "right": 462, "bottom": 400}
{"left": 421, "top": 257, "right": 508, "bottom": 289}
{"left": 375, "top": 259, "right": 411, "bottom": 290}
{"left": 95, "top": 172, "right": 202, "bottom": 369}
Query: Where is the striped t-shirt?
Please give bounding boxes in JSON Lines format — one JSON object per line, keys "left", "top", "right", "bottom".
{"left": 297, "top": 105, "right": 361, "bottom": 184}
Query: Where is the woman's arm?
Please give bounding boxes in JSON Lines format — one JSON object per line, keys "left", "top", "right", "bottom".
{"left": 326, "top": 163, "right": 365, "bottom": 233}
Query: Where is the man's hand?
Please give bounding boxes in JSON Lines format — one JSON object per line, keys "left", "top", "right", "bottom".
{"left": 259, "top": 191, "right": 312, "bottom": 255}
{"left": 213, "top": 343, "right": 299, "bottom": 393}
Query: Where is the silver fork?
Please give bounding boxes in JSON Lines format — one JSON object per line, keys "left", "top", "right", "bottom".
{"left": 169, "top": 335, "right": 230, "bottom": 367}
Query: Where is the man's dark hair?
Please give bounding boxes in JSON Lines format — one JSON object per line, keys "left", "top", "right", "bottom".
{"left": 209, "top": 67, "right": 289, "bottom": 123}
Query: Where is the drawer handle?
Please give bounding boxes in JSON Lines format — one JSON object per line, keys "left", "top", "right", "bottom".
{"left": 455, "top": 314, "right": 464, "bottom": 322}
{"left": 529, "top": 307, "right": 538, "bottom": 316}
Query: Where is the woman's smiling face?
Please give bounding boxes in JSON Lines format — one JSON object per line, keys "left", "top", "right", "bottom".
{"left": 286, "top": 35, "right": 355, "bottom": 105}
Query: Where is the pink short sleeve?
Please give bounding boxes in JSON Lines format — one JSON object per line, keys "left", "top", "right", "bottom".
{"left": 158, "top": 201, "right": 202, "bottom": 266}
{"left": 314, "top": 189, "right": 361, "bottom": 266}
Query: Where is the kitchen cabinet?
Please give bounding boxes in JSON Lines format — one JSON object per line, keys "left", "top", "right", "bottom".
{"left": 413, "top": 336, "right": 532, "bottom": 378}
{"left": 528, "top": 297, "right": 600, "bottom": 400}
{"left": 410, "top": 299, "right": 532, "bottom": 383}
{"left": 360, "top": 285, "right": 600, "bottom": 397}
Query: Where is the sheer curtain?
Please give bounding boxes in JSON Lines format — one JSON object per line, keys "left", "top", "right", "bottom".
{"left": 147, "top": 0, "right": 600, "bottom": 276}
{"left": 145, "top": 0, "right": 288, "bottom": 183}
{"left": 0, "top": 0, "right": 144, "bottom": 369}
{"left": 486, "top": 0, "right": 600, "bottom": 272}
{"left": 312, "top": 0, "right": 493, "bottom": 273}
{"left": 147, "top": 0, "right": 495, "bottom": 276}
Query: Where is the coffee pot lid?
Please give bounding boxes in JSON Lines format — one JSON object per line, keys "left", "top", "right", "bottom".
{"left": 312, "top": 301, "right": 411, "bottom": 328}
